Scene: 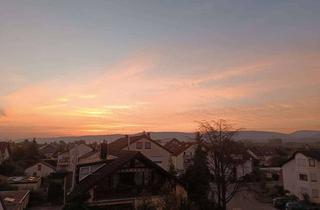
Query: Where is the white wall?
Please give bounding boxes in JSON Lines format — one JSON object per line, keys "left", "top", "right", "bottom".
{"left": 282, "top": 153, "right": 320, "bottom": 203}
{"left": 124, "top": 138, "right": 172, "bottom": 171}
{"left": 25, "top": 162, "right": 55, "bottom": 177}
{"left": 173, "top": 145, "right": 196, "bottom": 172}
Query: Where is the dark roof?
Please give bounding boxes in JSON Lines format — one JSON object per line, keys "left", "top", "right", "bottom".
{"left": 0, "top": 142, "right": 10, "bottom": 155}
{"left": 0, "top": 190, "right": 30, "bottom": 210}
{"left": 248, "top": 147, "right": 277, "bottom": 156}
{"left": 39, "top": 144, "right": 58, "bottom": 154}
{"left": 164, "top": 138, "right": 197, "bottom": 156}
{"left": 69, "top": 150, "right": 179, "bottom": 199}
{"left": 282, "top": 150, "right": 320, "bottom": 166}
{"left": 109, "top": 133, "right": 172, "bottom": 153}
{"left": 41, "top": 159, "right": 57, "bottom": 169}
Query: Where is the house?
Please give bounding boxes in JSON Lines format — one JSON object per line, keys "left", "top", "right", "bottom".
{"left": 163, "top": 138, "right": 197, "bottom": 172}
{"left": 0, "top": 190, "right": 30, "bottom": 210}
{"left": 247, "top": 147, "right": 277, "bottom": 166}
{"left": 24, "top": 159, "right": 57, "bottom": 178}
{"left": 206, "top": 146, "right": 253, "bottom": 179}
{"left": 68, "top": 150, "right": 187, "bottom": 209}
{"left": 282, "top": 150, "right": 320, "bottom": 203}
{"left": 57, "top": 143, "right": 93, "bottom": 171}
{"left": 108, "top": 132, "right": 173, "bottom": 171}
{"left": 7, "top": 177, "right": 41, "bottom": 191}
{"left": 39, "top": 144, "right": 58, "bottom": 159}
{"left": 0, "top": 142, "right": 10, "bottom": 164}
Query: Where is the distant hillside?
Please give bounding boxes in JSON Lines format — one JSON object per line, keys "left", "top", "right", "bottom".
{"left": 17, "top": 130, "right": 320, "bottom": 143}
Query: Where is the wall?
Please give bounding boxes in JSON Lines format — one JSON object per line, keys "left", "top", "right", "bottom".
{"left": 25, "top": 163, "right": 55, "bottom": 177}
{"left": 123, "top": 138, "right": 172, "bottom": 171}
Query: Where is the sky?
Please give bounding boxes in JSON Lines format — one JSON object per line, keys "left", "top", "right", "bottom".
{"left": 0, "top": 0, "right": 319, "bottom": 139}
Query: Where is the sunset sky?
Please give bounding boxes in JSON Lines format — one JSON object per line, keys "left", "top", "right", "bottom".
{"left": 0, "top": 0, "right": 319, "bottom": 139}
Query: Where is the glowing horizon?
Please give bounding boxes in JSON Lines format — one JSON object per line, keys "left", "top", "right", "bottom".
{"left": 0, "top": 1, "right": 319, "bottom": 139}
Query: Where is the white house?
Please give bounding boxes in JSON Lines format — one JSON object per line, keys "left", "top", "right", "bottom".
{"left": 0, "top": 142, "right": 10, "bottom": 164}
{"left": 25, "top": 160, "right": 57, "bottom": 177}
{"left": 282, "top": 150, "right": 320, "bottom": 203}
{"left": 163, "top": 138, "right": 197, "bottom": 172}
{"left": 57, "top": 143, "right": 93, "bottom": 171}
{"left": 108, "top": 132, "right": 173, "bottom": 171}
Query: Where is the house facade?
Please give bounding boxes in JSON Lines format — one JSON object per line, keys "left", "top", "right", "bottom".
{"left": 25, "top": 160, "right": 57, "bottom": 177}
{"left": 163, "top": 138, "right": 197, "bottom": 173}
{"left": 282, "top": 151, "right": 320, "bottom": 203}
{"left": 109, "top": 133, "right": 173, "bottom": 171}
{"left": 69, "top": 151, "right": 187, "bottom": 210}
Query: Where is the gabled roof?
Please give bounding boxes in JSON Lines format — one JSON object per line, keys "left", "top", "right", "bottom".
{"left": 282, "top": 150, "right": 320, "bottom": 166}
{"left": 69, "top": 150, "right": 179, "bottom": 199}
{"left": 248, "top": 147, "right": 277, "bottom": 157}
{"left": 41, "top": 159, "right": 57, "bottom": 169}
{"left": 108, "top": 133, "right": 172, "bottom": 153}
{"left": 163, "top": 138, "right": 197, "bottom": 156}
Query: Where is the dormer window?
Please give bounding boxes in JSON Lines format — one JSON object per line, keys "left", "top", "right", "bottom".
{"left": 309, "top": 159, "right": 316, "bottom": 167}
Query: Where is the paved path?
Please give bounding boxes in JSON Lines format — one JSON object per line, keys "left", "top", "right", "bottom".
{"left": 227, "top": 191, "right": 276, "bottom": 210}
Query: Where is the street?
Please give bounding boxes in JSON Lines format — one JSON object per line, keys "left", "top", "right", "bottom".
{"left": 227, "top": 191, "right": 276, "bottom": 210}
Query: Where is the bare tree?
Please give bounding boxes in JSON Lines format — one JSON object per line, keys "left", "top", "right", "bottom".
{"left": 199, "top": 120, "right": 247, "bottom": 210}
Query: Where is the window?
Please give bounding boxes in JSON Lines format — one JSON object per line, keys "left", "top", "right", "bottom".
{"left": 299, "top": 173, "right": 308, "bottom": 181}
{"left": 310, "top": 173, "right": 317, "bottom": 182}
{"left": 79, "top": 166, "right": 90, "bottom": 181}
{"left": 312, "top": 189, "right": 319, "bottom": 198}
{"left": 309, "top": 159, "right": 316, "bottom": 167}
{"left": 37, "top": 164, "right": 42, "bottom": 171}
{"left": 145, "top": 142, "right": 151, "bottom": 149}
{"left": 136, "top": 142, "right": 143, "bottom": 149}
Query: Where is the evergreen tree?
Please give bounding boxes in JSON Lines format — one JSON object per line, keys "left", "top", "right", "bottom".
{"left": 184, "top": 132, "right": 212, "bottom": 210}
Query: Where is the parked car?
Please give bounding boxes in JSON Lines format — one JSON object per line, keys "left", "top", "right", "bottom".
{"left": 285, "top": 201, "right": 320, "bottom": 210}
{"left": 273, "top": 196, "right": 296, "bottom": 209}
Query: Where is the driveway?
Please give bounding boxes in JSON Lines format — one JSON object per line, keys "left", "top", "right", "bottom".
{"left": 227, "top": 191, "right": 276, "bottom": 210}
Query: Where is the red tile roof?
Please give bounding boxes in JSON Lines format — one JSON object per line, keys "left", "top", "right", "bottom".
{"left": 108, "top": 133, "right": 172, "bottom": 153}
{"left": 164, "top": 138, "right": 197, "bottom": 156}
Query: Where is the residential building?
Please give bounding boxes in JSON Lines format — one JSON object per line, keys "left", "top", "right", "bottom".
{"left": 163, "top": 138, "right": 197, "bottom": 173}
{"left": 24, "top": 159, "right": 57, "bottom": 178}
{"left": 247, "top": 147, "right": 277, "bottom": 166}
{"left": 7, "top": 177, "right": 41, "bottom": 191}
{"left": 69, "top": 150, "right": 187, "bottom": 209}
{"left": 0, "top": 190, "right": 30, "bottom": 210}
{"left": 39, "top": 144, "right": 58, "bottom": 159}
{"left": 108, "top": 133, "right": 173, "bottom": 171}
{"left": 282, "top": 150, "right": 320, "bottom": 203}
{"left": 57, "top": 143, "right": 93, "bottom": 171}
{"left": 0, "top": 142, "right": 10, "bottom": 164}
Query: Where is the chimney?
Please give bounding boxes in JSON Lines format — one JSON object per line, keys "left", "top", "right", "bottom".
{"left": 100, "top": 141, "right": 108, "bottom": 160}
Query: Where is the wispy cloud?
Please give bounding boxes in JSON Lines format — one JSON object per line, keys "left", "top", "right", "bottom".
{"left": 0, "top": 51, "right": 319, "bottom": 138}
